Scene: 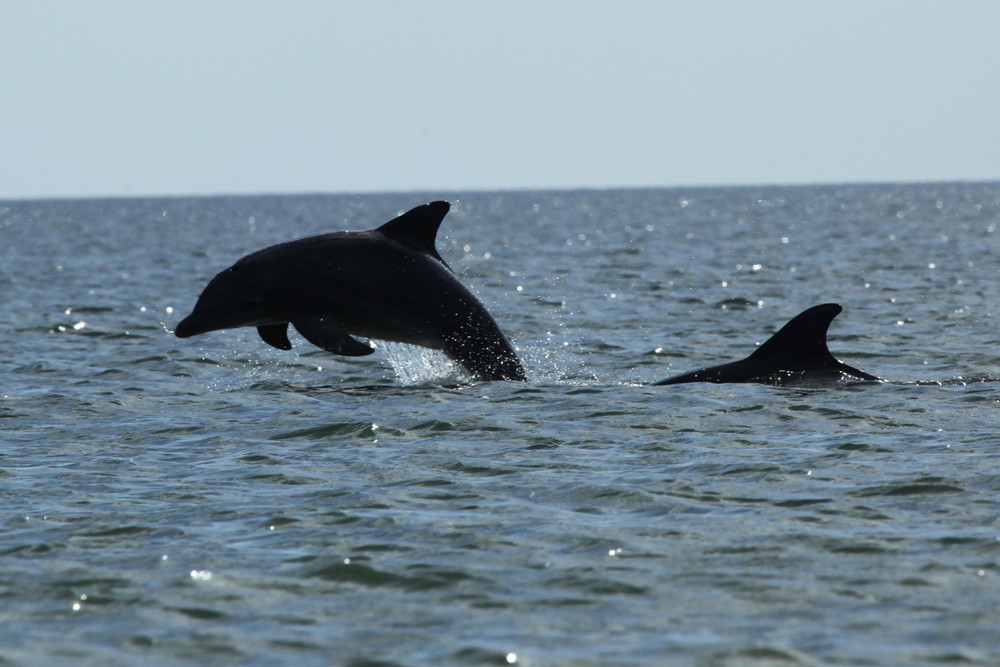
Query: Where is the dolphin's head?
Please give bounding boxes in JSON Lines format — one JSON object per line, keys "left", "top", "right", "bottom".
{"left": 175, "top": 255, "right": 285, "bottom": 338}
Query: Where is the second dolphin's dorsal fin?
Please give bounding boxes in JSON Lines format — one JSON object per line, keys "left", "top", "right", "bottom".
{"left": 376, "top": 201, "right": 450, "bottom": 265}
{"left": 748, "top": 303, "right": 842, "bottom": 364}
{"left": 653, "top": 303, "right": 881, "bottom": 386}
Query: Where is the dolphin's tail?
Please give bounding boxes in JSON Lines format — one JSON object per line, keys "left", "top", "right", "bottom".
{"left": 442, "top": 317, "right": 526, "bottom": 381}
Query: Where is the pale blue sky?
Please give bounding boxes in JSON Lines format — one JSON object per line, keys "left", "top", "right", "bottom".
{"left": 2, "top": 1, "right": 998, "bottom": 199}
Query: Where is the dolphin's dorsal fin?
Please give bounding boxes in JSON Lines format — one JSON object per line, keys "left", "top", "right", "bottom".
{"left": 376, "top": 201, "right": 450, "bottom": 265}
{"left": 653, "top": 303, "right": 880, "bottom": 385}
{"left": 748, "top": 303, "right": 842, "bottom": 364}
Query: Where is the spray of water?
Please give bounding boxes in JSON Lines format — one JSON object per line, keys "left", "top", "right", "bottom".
{"left": 375, "top": 341, "right": 469, "bottom": 385}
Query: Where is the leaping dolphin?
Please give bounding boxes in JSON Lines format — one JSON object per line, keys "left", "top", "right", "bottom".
{"left": 654, "top": 303, "right": 881, "bottom": 386}
{"left": 174, "top": 201, "right": 527, "bottom": 381}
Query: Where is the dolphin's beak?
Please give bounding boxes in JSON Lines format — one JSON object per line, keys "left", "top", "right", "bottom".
{"left": 174, "top": 313, "right": 211, "bottom": 338}
{"left": 174, "top": 302, "right": 277, "bottom": 338}
{"left": 174, "top": 306, "right": 244, "bottom": 338}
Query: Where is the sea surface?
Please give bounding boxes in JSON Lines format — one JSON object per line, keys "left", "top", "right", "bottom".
{"left": 1, "top": 183, "right": 999, "bottom": 666}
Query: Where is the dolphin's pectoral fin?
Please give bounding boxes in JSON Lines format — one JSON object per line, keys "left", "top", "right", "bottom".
{"left": 257, "top": 323, "right": 293, "bottom": 350}
{"left": 292, "top": 316, "right": 375, "bottom": 356}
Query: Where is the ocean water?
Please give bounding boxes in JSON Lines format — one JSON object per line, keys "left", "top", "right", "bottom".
{"left": 1, "top": 183, "right": 999, "bottom": 665}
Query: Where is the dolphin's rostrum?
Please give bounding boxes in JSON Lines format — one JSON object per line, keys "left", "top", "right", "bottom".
{"left": 175, "top": 201, "right": 527, "bottom": 381}
{"left": 654, "top": 303, "right": 881, "bottom": 386}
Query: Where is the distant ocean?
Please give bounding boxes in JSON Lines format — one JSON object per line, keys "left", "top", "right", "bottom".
{"left": 2, "top": 183, "right": 999, "bottom": 665}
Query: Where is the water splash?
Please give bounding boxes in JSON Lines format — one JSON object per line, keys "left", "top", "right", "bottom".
{"left": 375, "top": 341, "right": 468, "bottom": 385}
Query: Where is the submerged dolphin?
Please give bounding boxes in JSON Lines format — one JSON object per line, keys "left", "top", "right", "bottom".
{"left": 175, "top": 201, "right": 526, "bottom": 381}
{"left": 654, "top": 303, "right": 881, "bottom": 386}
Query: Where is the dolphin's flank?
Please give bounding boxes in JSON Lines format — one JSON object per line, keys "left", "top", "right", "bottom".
{"left": 654, "top": 303, "right": 881, "bottom": 386}
{"left": 175, "top": 201, "right": 526, "bottom": 382}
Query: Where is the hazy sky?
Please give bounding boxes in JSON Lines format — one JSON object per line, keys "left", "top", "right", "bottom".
{"left": 2, "top": 1, "right": 998, "bottom": 199}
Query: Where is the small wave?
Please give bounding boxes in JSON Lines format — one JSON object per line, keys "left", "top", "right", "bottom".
{"left": 714, "top": 297, "right": 764, "bottom": 310}
{"left": 305, "top": 559, "right": 477, "bottom": 591}
{"left": 168, "top": 606, "right": 227, "bottom": 621}
{"left": 543, "top": 573, "right": 648, "bottom": 596}
{"left": 269, "top": 422, "right": 393, "bottom": 441}
{"left": 852, "top": 476, "right": 964, "bottom": 497}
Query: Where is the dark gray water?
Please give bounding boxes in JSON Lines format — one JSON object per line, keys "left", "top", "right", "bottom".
{"left": 2, "top": 184, "right": 999, "bottom": 665}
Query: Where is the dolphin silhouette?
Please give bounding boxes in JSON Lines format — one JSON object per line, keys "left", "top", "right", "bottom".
{"left": 654, "top": 303, "right": 881, "bottom": 386}
{"left": 175, "top": 201, "right": 526, "bottom": 381}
